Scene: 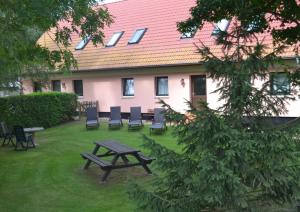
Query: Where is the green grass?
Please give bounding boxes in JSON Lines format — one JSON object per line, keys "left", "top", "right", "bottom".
{"left": 0, "top": 120, "right": 177, "bottom": 212}
{"left": 0, "top": 120, "right": 297, "bottom": 212}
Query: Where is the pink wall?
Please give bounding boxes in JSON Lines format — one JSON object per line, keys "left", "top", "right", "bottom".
{"left": 207, "top": 77, "right": 300, "bottom": 117}
{"left": 23, "top": 66, "right": 300, "bottom": 117}
{"left": 22, "top": 80, "right": 34, "bottom": 94}
{"left": 61, "top": 73, "right": 191, "bottom": 113}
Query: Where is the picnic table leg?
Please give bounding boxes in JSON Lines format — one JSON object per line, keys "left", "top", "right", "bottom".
{"left": 30, "top": 133, "right": 36, "bottom": 148}
{"left": 141, "top": 164, "right": 152, "bottom": 174}
{"left": 92, "top": 145, "right": 100, "bottom": 155}
{"left": 120, "top": 155, "right": 129, "bottom": 165}
{"left": 83, "top": 160, "right": 92, "bottom": 170}
{"left": 84, "top": 145, "right": 100, "bottom": 169}
{"left": 134, "top": 154, "right": 152, "bottom": 174}
{"left": 101, "top": 155, "right": 119, "bottom": 182}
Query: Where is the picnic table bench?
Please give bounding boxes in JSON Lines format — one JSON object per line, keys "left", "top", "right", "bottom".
{"left": 81, "top": 140, "right": 153, "bottom": 182}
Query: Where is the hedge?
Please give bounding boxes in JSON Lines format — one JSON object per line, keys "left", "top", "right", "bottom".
{"left": 0, "top": 92, "right": 77, "bottom": 128}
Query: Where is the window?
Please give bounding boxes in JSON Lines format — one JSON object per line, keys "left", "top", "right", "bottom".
{"left": 212, "top": 19, "right": 230, "bottom": 35}
{"left": 75, "top": 36, "right": 90, "bottom": 50}
{"left": 181, "top": 27, "right": 197, "bottom": 39}
{"left": 33, "top": 82, "right": 42, "bottom": 92}
{"left": 155, "top": 76, "right": 169, "bottom": 96}
{"left": 73, "top": 80, "right": 83, "bottom": 96}
{"left": 52, "top": 80, "right": 61, "bottom": 92}
{"left": 122, "top": 78, "right": 134, "bottom": 96}
{"left": 270, "top": 72, "right": 290, "bottom": 95}
{"left": 245, "top": 22, "right": 256, "bottom": 32}
{"left": 244, "top": 15, "right": 263, "bottom": 32}
{"left": 128, "top": 28, "right": 147, "bottom": 44}
{"left": 106, "top": 31, "right": 124, "bottom": 47}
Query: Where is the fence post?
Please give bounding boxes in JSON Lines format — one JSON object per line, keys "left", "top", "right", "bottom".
{"left": 77, "top": 101, "right": 99, "bottom": 120}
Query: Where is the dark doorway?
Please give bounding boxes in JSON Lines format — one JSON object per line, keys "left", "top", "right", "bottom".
{"left": 191, "top": 75, "right": 207, "bottom": 107}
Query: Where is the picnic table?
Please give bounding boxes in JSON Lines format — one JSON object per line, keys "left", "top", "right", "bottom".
{"left": 24, "top": 127, "right": 44, "bottom": 146}
{"left": 81, "top": 140, "right": 153, "bottom": 182}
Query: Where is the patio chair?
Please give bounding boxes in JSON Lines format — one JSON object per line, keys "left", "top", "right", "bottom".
{"left": 128, "top": 106, "right": 143, "bottom": 130}
{"left": 108, "top": 106, "right": 123, "bottom": 129}
{"left": 13, "top": 126, "right": 35, "bottom": 151}
{"left": 1, "top": 122, "right": 14, "bottom": 146}
{"left": 150, "top": 108, "right": 167, "bottom": 135}
{"left": 86, "top": 107, "right": 100, "bottom": 129}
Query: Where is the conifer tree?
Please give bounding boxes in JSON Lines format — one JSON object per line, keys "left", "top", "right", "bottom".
{"left": 129, "top": 2, "right": 300, "bottom": 211}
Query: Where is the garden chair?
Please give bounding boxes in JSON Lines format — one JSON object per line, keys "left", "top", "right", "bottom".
{"left": 108, "top": 106, "right": 123, "bottom": 129}
{"left": 150, "top": 108, "right": 167, "bottom": 135}
{"left": 13, "top": 126, "right": 35, "bottom": 151}
{"left": 128, "top": 106, "right": 143, "bottom": 130}
{"left": 86, "top": 107, "right": 100, "bottom": 129}
{"left": 1, "top": 122, "right": 14, "bottom": 146}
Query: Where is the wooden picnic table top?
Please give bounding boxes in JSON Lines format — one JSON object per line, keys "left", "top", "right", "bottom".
{"left": 94, "top": 140, "right": 140, "bottom": 155}
{"left": 82, "top": 140, "right": 153, "bottom": 181}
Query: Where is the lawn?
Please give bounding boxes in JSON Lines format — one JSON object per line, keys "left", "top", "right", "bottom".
{"left": 0, "top": 120, "right": 297, "bottom": 212}
{"left": 0, "top": 120, "right": 178, "bottom": 212}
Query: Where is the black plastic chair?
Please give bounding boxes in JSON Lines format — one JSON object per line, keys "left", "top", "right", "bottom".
{"left": 128, "top": 107, "right": 143, "bottom": 130}
{"left": 150, "top": 108, "right": 167, "bottom": 135}
{"left": 108, "top": 106, "right": 123, "bottom": 129}
{"left": 13, "top": 126, "right": 35, "bottom": 151}
{"left": 86, "top": 107, "right": 100, "bottom": 129}
{"left": 1, "top": 122, "right": 14, "bottom": 146}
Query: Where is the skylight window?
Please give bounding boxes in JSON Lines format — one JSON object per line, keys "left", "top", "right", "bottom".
{"left": 245, "top": 20, "right": 261, "bottom": 32}
{"left": 106, "top": 31, "right": 124, "bottom": 47}
{"left": 181, "top": 27, "right": 197, "bottom": 39}
{"left": 128, "top": 28, "right": 147, "bottom": 44}
{"left": 212, "top": 19, "right": 230, "bottom": 35}
{"left": 75, "top": 36, "right": 90, "bottom": 50}
{"left": 245, "top": 23, "right": 256, "bottom": 32}
{"left": 243, "top": 15, "right": 263, "bottom": 32}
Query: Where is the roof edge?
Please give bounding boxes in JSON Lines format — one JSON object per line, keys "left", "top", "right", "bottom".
{"left": 70, "top": 56, "right": 298, "bottom": 73}
{"left": 72, "top": 61, "right": 203, "bottom": 73}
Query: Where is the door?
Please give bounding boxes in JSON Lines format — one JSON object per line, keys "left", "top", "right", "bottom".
{"left": 191, "top": 75, "right": 207, "bottom": 107}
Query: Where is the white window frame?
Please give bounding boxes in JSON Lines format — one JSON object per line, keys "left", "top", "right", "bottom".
{"left": 155, "top": 76, "right": 169, "bottom": 96}
{"left": 122, "top": 78, "right": 134, "bottom": 97}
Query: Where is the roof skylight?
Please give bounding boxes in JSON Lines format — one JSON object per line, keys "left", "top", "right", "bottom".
{"left": 181, "top": 27, "right": 197, "bottom": 39}
{"left": 128, "top": 28, "right": 147, "bottom": 44}
{"left": 246, "top": 23, "right": 256, "bottom": 32}
{"left": 75, "top": 36, "right": 90, "bottom": 50}
{"left": 211, "top": 19, "right": 230, "bottom": 35}
{"left": 106, "top": 31, "right": 124, "bottom": 47}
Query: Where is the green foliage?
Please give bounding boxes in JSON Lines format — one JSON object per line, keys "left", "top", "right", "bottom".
{"left": 129, "top": 101, "right": 300, "bottom": 211}
{"left": 129, "top": 1, "right": 300, "bottom": 211}
{"left": 178, "top": 0, "right": 300, "bottom": 45}
{"left": 0, "top": 92, "right": 77, "bottom": 128}
{"left": 199, "top": 43, "right": 291, "bottom": 121}
{"left": 0, "top": 0, "right": 113, "bottom": 84}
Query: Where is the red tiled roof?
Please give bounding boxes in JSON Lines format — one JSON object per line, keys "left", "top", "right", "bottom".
{"left": 38, "top": 0, "right": 298, "bottom": 71}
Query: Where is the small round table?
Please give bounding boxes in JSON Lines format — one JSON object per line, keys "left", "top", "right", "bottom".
{"left": 24, "top": 127, "right": 45, "bottom": 146}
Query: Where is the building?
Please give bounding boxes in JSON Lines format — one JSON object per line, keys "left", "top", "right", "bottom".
{"left": 23, "top": 0, "right": 300, "bottom": 117}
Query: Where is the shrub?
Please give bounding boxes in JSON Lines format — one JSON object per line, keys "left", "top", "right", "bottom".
{"left": 0, "top": 92, "right": 77, "bottom": 128}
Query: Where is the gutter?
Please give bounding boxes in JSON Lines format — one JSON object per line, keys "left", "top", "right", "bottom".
{"left": 70, "top": 61, "right": 203, "bottom": 73}
{"left": 70, "top": 56, "right": 298, "bottom": 73}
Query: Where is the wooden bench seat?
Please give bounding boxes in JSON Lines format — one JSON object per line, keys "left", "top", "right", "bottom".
{"left": 81, "top": 153, "right": 112, "bottom": 168}
{"left": 137, "top": 152, "right": 154, "bottom": 164}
